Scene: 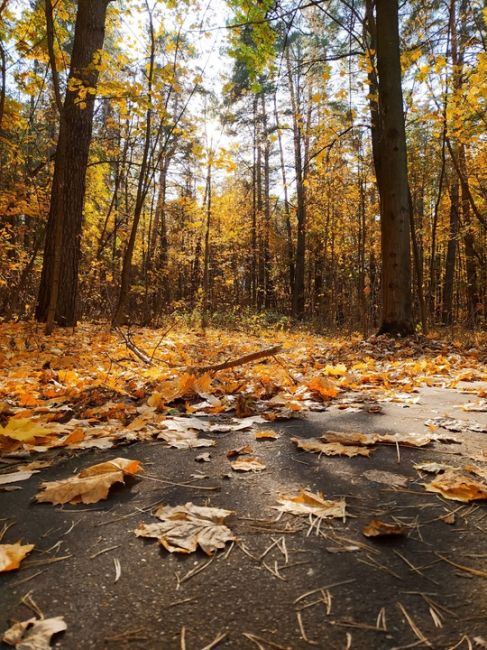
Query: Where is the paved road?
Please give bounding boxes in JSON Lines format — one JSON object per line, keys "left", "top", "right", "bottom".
{"left": 1, "top": 387, "right": 486, "bottom": 649}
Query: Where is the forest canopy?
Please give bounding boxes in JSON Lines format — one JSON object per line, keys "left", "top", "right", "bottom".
{"left": 0, "top": 0, "right": 485, "bottom": 334}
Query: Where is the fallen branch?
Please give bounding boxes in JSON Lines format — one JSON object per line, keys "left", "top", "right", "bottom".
{"left": 115, "top": 327, "right": 153, "bottom": 365}
{"left": 190, "top": 344, "right": 283, "bottom": 374}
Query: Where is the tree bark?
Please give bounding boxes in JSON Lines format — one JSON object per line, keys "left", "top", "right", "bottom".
{"left": 374, "top": 0, "right": 413, "bottom": 335}
{"left": 286, "top": 45, "right": 306, "bottom": 320}
{"left": 36, "top": 0, "right": 112, "bottom": 328}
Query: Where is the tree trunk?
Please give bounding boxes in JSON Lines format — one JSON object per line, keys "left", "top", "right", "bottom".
{"left": 36, "top": 0, "right": 112, "bottom": 328}
{"left": 374, "top": 0, "right": 413, "bottom": 335}
{"left": 286, "top": 46, "right": 306, "bottom": 320}
{"left": 442, "top": 177, "right": 459, "bottom": 324}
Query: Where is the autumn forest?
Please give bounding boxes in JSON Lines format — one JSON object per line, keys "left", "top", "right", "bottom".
{"left": 0, "top": 0, "right": 485, "bottom": 335}
{"left": 1, "top": 2, "right": 487, "bottom": 648}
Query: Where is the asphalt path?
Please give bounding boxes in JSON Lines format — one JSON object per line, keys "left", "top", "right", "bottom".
{"left": 1, "top": 387, "right": 486, "bottom": 649}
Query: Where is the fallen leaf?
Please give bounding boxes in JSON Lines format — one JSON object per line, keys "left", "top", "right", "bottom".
{"left": 362, "top": 520, "right": 407, "bottom": 538}
{"left": 274, "top": 490, "right": 346, "bottom": 520}
{"left": 425, "top": 417, "right": 487, "bottom": 433}
{"left": 423, "top": 470, "right": 487, "bottom": 502}
{"left": 135, "top": 503, "right": 235, "bottom": 555}
{"left": 226, "top": 445, "right": 253, "bottom": 458}
{"left": 195, "top": 452, "right": 211, "bottom": 462}
{"left": 0, "top": 418, "right": 53, "bottom": 443}
{"left": 2, "top": 616, "right": 66, "bottom": 649}
{"left": 374, "top": 433, "right": 432, "bottom": 447}
{"left": 0, "top": 543, "right": 34, "bottom": 572}
{"left": 255, "top": 429, "right": 279, "bottom": 440}
{"left": 230, "top": 456, "right": 266, "bottom": 472}
{"left": 306, "top": 376, "right": 339, "bottom": 400}
{"left": 462, "top": 400, "right": 487, "bottom": 412}
{"left": 320, "top": 431, "right": 374, "bottom": 446}
{"left": 0, "top": 471, "right": 39, "bottom": 485}
{"left": 414, "top": 461, "right": 456, "bottom": 474}
{"left": 362, "top": 470, "right": 409, "bottom": 487}
{"left": 440, "top": 512, "right": 456, "bottom": 525}
{"left": 157, "top": 429, "right": 215, "bottom": 449}
{"left": 35, "top": 458, "right": 142, "bottom": 505}
{"left": 463, "top": 464, "right": 487, "bottom": 481}
{"left": 292, "top": 436, "right": 372, "bottom": 457}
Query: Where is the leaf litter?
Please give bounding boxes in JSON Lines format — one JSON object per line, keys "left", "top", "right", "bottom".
{"left": 1, "top": 324, "right": 487, "bottom": 645}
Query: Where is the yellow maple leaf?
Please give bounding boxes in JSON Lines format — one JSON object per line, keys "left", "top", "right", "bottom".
{"left": 0, "top": 418, "right": 53, "bottom": 442}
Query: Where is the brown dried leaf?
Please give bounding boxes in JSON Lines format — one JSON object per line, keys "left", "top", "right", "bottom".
{"left": 275, "top": 490, "right": 346, "bottom": 520}
{"left": 230, "top": 456, "right": 266, "bottom": 472}
{"left": 2, "top": 616, "right": 66, "bottom": 649}
{"left": 306, "top": 376, "right": 339, "bottom": 400}
{"left": 255, "top": 429, "right": 279, "bottom": 440}
{"left": 422, "top": 470, "right": 487, "bottom": 503}
{"left": 292, "top": 436, "right": 372, "bottom": 457}
{"left": 35, "top": 458, "right": 142, "bottom": 505}
{"left": 0, "top": 543, "right": 34, "bottom": 572}
{"left": 320, "top": 431, "right": 374, "bottom": 446}
{"left": 362, "top": 520, "right": 407, "bottom": 538}
{"left": 0, "top": 471, "right": 38, "bottom": 486}
{"left": 374, "top": 433, "right": 432, "bottom": 447}
{"left": 226, "top": 445, "right": 253, "bottom": 458}
{"left": 135, "top": 503, "right": 235, "bottom": 555}
{"left": 157, "top": 429, "right": 215, "bottom": 449}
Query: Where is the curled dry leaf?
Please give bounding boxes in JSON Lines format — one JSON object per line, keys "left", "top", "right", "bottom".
{"left": 362, "top": 520, "right": 407, "bottom": 538}
{"left": 274, "top": 490, "right": 346, "bottom": 520}
{"left": 422, "top": 470, "right": 487, "bottom": 503}
{"left": 157, "top": 429, "right": 215, "bottom": 449}
{"left": 35, "top": 458, "right": 142, "bottom": 505}
{"left": 0, "top": 543, "right": 34, "bottom": 572}
{"left": 226, "top": 445, "right": 253, "bottom": 458}
{"left": 135, "top": 503, "right": 235, "bottom": 555}
{"left": 292, "top": 436, "right": 372, "bottom": 457}
{"left": 230, "top": 456, "right": 266, "bottom": 472}
{"left": 2, "top": 616, "right": 66, "bottom": 649}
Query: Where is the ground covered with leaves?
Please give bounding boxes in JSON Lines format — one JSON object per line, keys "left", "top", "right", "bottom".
{"left": 1, "top": 323, "right": 486, "bottom": 649}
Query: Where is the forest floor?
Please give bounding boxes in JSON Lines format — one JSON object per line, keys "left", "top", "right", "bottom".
{"left": 0, "top": 323, "right": 487, "bottom": 649}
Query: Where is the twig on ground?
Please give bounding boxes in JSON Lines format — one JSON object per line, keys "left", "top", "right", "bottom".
{"left": 296, "top": 610, "right": 318, "bottom": 645}
{"left": 435, "top": 552, "right": 487, "bottom": 578}
{"left": 115, "top": 327, "right": 153, "bottom": 365}
{"left": 294, "top": 579, "right": 356, "bottom": 604}
{"left": 397, "top": 602, "right": 432, "bottom": 647}
{"left": 189, "top": 344, "right": 282, "bottom": 374}
{"left": 200, "top": 631, "right": 228, "bottom": 650}
{"left": 90, "top": 544, "right": 121, "bottom": 559}
{"left": 176, "top": 555, "right": 215, "bottom": 586}
{"left": 20, "top": 591, "right": 43, "bottom": 619}
{"left": 242, "top": 632, "right": 291, "bottom": 650}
